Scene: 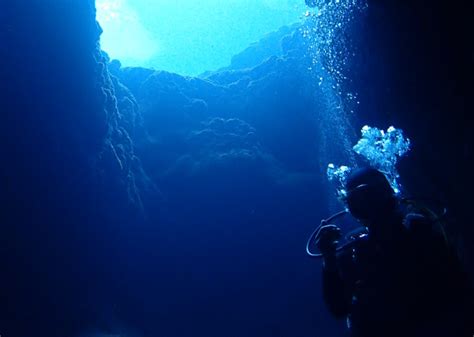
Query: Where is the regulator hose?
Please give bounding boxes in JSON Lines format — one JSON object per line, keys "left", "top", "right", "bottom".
{"left": 306, "top": 210, "right": 350, "bottom": 258}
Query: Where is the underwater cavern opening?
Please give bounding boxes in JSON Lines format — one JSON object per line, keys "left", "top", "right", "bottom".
{"left": 96, "top": 0, "right": 307, "bottom": 76}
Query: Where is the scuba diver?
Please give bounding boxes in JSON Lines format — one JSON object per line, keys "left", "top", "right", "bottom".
{"left": 315, "top": 168, "right": 473, "bottom": 337}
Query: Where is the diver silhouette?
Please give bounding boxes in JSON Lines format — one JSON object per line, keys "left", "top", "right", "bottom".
{"left": 316, "top": 168, "right": 474, "bottom": 337}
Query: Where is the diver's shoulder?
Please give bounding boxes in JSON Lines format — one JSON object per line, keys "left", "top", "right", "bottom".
{"left": 403, "top": 212, "right": 432, "bottom": 232}
{"left": 403, "top": 212, "right": 448, "bottom": 249}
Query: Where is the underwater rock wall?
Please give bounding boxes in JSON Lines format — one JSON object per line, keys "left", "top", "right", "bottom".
{"left": 349, "top": 1, "right": 474, "bottom": 272}
{"left": 0, "top": 1, "right": 151, "bottom": 336}
{"left": 113, "top": 27, "right": 323, "bottom": 176}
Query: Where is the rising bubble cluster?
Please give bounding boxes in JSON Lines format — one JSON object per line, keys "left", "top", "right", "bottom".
{"left": 328, "top": 126, "right": 411, "bottom": 196}
{"left": 353, "top": 125, "right": 411, "bottom": 193}
{"left": 301, "top": 0, "right": 367, "bottom": 110}
{"left": 326, "top": 163, "right": 352, "bottom": 197}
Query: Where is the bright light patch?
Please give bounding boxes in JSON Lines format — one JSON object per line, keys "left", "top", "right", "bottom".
{"left": 97, "top": 0, "right": 160, "bottom": 65}
{"left": 96, "top": 0, "right": 305, "bottom": 75}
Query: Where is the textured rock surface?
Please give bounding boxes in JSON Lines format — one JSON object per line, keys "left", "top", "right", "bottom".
{"left": 113, "top": 26, "right": 325, "bottom": 175}
{"left": 348, "top": 1, "right": 474, "bottom": 270}
{"left": 0, "top": 1, "right": 151, "bottom": 336}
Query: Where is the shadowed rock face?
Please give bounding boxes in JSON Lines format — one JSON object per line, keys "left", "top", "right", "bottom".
{"left": 347, "top": 1, "right": 474, "bottom": 271}
{"left": 113, "top": 26, "right": 323, "bottom": 175}
{"left": 0, "top": 1, "right": 150, "bottom": 336}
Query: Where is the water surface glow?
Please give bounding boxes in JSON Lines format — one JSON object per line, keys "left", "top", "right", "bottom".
{"left": 97, "top": 0, "right": 305, "bottom": 75}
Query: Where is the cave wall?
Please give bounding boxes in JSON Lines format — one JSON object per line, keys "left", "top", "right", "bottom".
{"left": 0, "top": 1, "right": 150, "bottom": 336}
{"left": 349, "top": 0, "right": 474, "bottom": 272}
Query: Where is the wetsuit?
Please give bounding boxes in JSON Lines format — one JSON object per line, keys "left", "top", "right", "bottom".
{"left": 322, "top": 214, "right": 473, "bottom": 337}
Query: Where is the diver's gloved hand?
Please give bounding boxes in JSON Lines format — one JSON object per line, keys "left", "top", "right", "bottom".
{"left": 316, "top": 220, "right": 342, "bottom": 257}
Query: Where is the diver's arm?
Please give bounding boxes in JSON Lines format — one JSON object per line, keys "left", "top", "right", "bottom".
{"left": 316, "top": 223, "right": 350, "bottom": 317}
{"left": 322, "top": 254, "right": 351, "bottom": 318}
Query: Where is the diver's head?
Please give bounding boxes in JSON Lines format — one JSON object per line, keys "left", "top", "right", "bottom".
{"left": 344, "top": 167, "right": 398, "bottom": 224}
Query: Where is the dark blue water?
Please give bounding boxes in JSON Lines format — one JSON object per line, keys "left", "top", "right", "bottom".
{"left": 0, "top": 1, "right": 472, "bottom": 337}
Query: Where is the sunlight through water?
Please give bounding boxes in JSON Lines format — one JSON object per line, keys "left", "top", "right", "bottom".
{"left": 97, "top": 0, "right": 160, "bottom": 64}
{"left": 96, "top": 0, "right": 305, "bottom": 75}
